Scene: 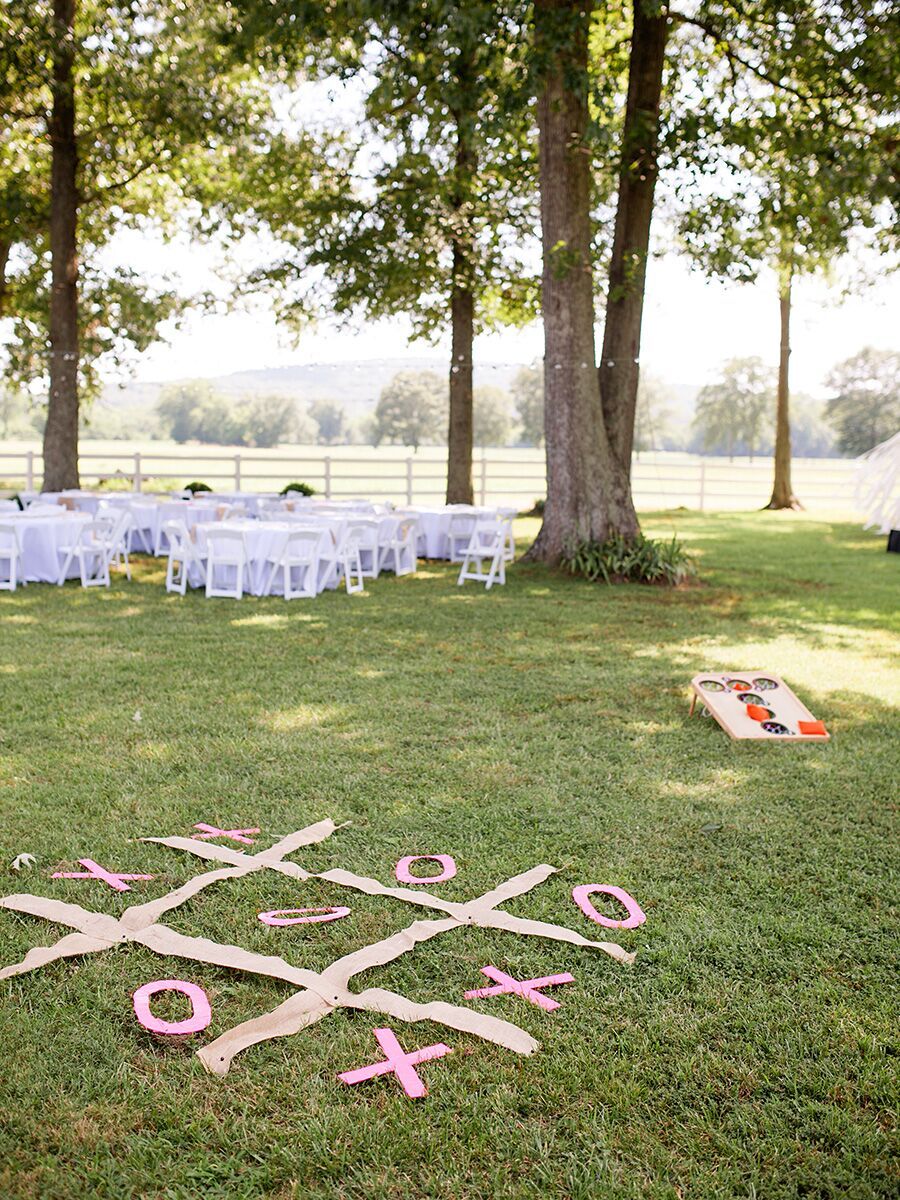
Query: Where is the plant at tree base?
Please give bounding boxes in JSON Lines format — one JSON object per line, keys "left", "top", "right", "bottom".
{"left": 183, "top": 481, "right": 212, "bottom": 493}
{"left": 825, "top": 349, "right": 900, "bottom": 457}
{"left": 562, "top": 531, "right": 695, "bottom": 585}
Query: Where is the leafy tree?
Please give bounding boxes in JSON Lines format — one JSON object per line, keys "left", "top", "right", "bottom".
{"left": 372, "top": 371, "right": 446, "bottom": 451}
{"left": 633, "top": 375, "right": 673, "bottom": 453}
{"left": 692, "top": 358, "right": 774, "bottom": 460}
{"left": 825, "top": 348, "right": 900, "bottom": 457}
{"left": 672, "top": 2, "right": 899, "bottom": 507}
{"left": 230, "top": 0, "right": 538, "bottom": 503}
{"left": 156, "top": 382, "right": 236, "bottom": 445}
{"left": 0, "top": 0, "right": 272, "bottom": 488}
{"left": 527, "top": 0, "right": 638, "bottom": 561}
{"left": 308, "top": 399, "right": 346, "bottom": 446}
{"left": 473, "top": 386, "right": 513, "bottom": 447}
{"left": 512, "top": 365, "right": 544, "bottom": 447}
{"left": 240, "top": 394, "right": 296, "bottom": 448}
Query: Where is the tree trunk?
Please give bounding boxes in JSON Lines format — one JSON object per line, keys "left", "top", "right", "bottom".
{"left": 527, "top": 0, "right": 639, "bottom": 564}
{"left": 42, "top": 0, "right": 80, "bottom": 492}
{"left": 766, "top": 266, "right": 801, "bottom": 509}
{"left": 0, "top": 239, "right": 10, "bottom": 318}
{"left": 445, "top": 57, "right": 476, "bottom": 505}
{"left": 446, "top": 255, "right": 475, "bottom": 503}
{"left": 598, "top": 0, "right": 669, "bottom": 473}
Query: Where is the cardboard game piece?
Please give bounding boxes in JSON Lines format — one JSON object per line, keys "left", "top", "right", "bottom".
{"left": 133, "top": 979, "right": 212, "bottom": 1035}
{"left": 51, "top": 858, "right": 155, "bottom": 892}
{"left": 689, "top": 673, "right": 830, "bottom": 741}
{"left": 193, "top": 824, "right": 260, "bottom": 845}
{"left": 338, "top": 1027, "right": 452, "bottom": 1099}
{"left": 395, "top": 855, "right": 457, "bottom": 884}
{"left": 572, "top": 884, "right": 646, "bottom": 929}
{"left": 1, "top": 820, "right": 636, "bottom": 1079}
{"left": 258, "top": 906, "right": 351, "bottom": 926}
{"left": 464, "top": 965, "right": 574, "bottom": 1011}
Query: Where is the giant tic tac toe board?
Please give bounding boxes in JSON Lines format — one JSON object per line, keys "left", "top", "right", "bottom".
{"left": 689, "top": 672, "right": 829, "bottom": 741}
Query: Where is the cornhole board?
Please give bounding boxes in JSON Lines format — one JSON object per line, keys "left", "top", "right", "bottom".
{"left": 689, "top": 672, "right": 829, "bottom": 741}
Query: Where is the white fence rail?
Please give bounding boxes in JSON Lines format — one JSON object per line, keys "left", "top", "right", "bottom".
{"left": 0, "top": 446, "right": 860, "bottom": 512}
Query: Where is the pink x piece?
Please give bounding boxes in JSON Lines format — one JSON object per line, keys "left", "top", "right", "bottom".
{"left": 464, "top": 964, "right": 574, "bottom": 1012}
{"left": 51, "top": 858, "right": 155, "bottom": 893}
{"left": 394, "top": 854, "right": 457, "bottom": 884}
{"left": 192, "top": 823, "right": 260, "bottom": 846}
{"left": 338, "top": 1027, "right": 452, "bottom": 1099}
{"left": 572, "top": 884, "right": 646, "bottom": 929}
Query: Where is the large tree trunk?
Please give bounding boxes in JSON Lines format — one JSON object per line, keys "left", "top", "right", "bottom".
{"left": 527, "top": 0, "right": 638, "bottom": 564}
{"left": 598, "top": 0, "right": 669, "bottom": 472}
{"left": 766, "top": 264, "right": 801, "bottom": 509}
{"left": 42, "top": 0, "right": 80, "bottom": 492}
{"left": 0, "top": 239, "right": 10, "bottom": 318}
{"left": 445, "top": 57, "right": 476, "bottom": 505}
{"left": 446, "top": 255, "right": 475, "bottom": 503}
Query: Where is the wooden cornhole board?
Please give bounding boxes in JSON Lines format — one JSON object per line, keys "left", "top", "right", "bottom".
{"left": 689, "top": 672, "right": 829, "bottom": 741}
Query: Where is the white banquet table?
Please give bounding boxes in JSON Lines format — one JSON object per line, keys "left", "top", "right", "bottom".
{"left": 193, "top": 520, "right": 340, "bottom": 596}
{"left": 6, "top": 511, "right": 91, "bottom": 582}
{"left": 407, "top": 506, "right": 513, "bottom": 559}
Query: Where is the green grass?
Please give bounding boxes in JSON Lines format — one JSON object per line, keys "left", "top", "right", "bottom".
{"left": 0, "top": 511, "right": 897, "bottom": 1200}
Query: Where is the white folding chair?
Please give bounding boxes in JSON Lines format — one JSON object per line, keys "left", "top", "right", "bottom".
{"left": 456, "top": 519, "right": 509, "bottom": 590}
{"left": 95, "top": 506, "right": 132, "bottom": 580}
{"left": 379, "top": 517, "right": 418, "bottom": 576}
{"left": 263, "top": 529, "right": 321, "bottom": 600}
{"left": 205, "top": 527, "right": 248, "bottom": 599}
{"left": 0, "top": 524, "right": 24, "bottom": 591}
{"left": 220, "top": 503, "right": 249, "bottom": 521}
{"left": 496, "top": 508, "right": 517, "bottom": 561}
{"left": 345, "top": 517, "right": 380, "bottom": 579}
{"left": 336, "top": 524, "right": 365, "bottom": 594}
{"left": 57, "top": 520, "right": 113, "bottom": 588}
{"left": 447, "top": 513, "right": 476, "bottom": 562}
{"left": 163, "top": 520, "right": 206, "bottom": 596}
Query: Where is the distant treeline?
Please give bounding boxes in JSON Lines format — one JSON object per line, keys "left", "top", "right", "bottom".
{"left": 3, "top": 350, "right": 896, "bottom": 458}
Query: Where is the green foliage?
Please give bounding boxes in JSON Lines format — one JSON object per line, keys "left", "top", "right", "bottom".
{"left": 308, "top": 399, "right": 346, "bottom": 446}
{"left": 473, "top": 386, "right": 513, "bottom": 447}
{"left": 156, "top": 383, "right": 296, "bottom": 448}
{"left": 279, "top": 481, "right": 315, "bottom": 497}
{"left": 562, "top": 531, "right": 695, "bottom": 586}
{"left": 372, "top": 370, "right": 446, "bottom": 451}
{"left": 511, "top": 365, "right": 544, "bottom": 447}
{"left": 634, "top": 376, "right": 674, "bottom": 453}
{"left": 692, "top": 358, "right": 774, "bottom": 459}
{"left": 184, "top": 481, "right": 212, "bottom": 493}
{"left": 825, "top": 347, "right": 900, "bottom": 456}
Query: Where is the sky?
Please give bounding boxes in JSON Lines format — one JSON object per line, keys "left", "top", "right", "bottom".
{"left": 110, "top": 221, "right": 899, "bottom": 398}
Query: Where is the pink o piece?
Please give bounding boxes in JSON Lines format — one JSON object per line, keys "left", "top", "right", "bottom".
{"left": 338, "top": 1027, "right": 452, "bottom": 1099}
{"left": 258, "top": 906, "right": 351, "bottom": 927}
{"left": 572, "top": 884, "right": 646, "bottom": 930}
{"left": 394, "top": 854, "right": 457, "bottom": 885}
{"left": 132, "top": 980, "right": 212, "bottom": 1036}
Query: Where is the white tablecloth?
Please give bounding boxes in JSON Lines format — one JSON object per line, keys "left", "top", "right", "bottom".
{"left": 407, "top": 506, "right": 511, "bottom": 558}
{"left": 5, "top": 512, "right": 91, "bottom": 582}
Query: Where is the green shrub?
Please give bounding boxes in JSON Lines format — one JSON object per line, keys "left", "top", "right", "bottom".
{"left": 184, "top": 481, "right": 213, "bottom": 494}
{"left": 562, "top": 532, "right": 695, "bottom": 586}
{"left": 279, "top": 481, "right": 316, "bottom": 496}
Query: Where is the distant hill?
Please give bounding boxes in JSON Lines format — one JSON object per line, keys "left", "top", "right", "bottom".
{"left": 101, "top": 358, "right": 531, "bottom": 420}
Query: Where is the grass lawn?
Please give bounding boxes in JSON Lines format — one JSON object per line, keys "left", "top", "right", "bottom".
{"left": 0, "top": 511, "right": 897, "bottom": 1200}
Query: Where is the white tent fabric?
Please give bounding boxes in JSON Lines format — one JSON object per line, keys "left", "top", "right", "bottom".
{"left": 855, "top": 432, "right": 900, "bottom": 533}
